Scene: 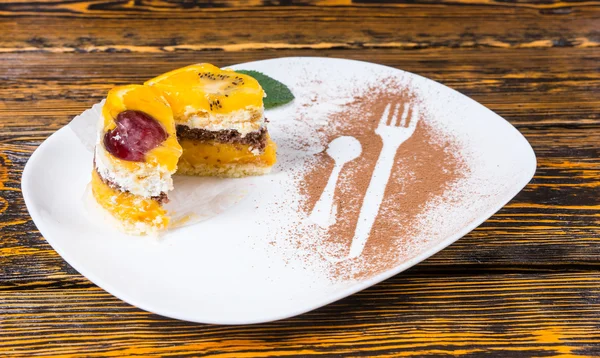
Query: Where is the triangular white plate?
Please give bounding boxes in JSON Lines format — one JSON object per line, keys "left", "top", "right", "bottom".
{"left": 22, "top": 57, "right": 536, "bottom": 324}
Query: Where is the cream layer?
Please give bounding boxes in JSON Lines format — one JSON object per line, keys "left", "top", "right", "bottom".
{"left": 181, "top": 105, "right": 264, "bottom": 136}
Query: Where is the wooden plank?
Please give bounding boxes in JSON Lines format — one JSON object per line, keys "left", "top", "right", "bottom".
{"left": 0, "top": 3, "right": 599, "bottom": 53}
{"left": 0, "top": 0, "right": 594, "bottom": 11}
{"left": 0, "top": 272, "right": 599, "bottom": 356}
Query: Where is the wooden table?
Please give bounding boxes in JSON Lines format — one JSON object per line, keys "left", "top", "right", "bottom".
{"left": 2, "top": 1, "right": 599, "bottom": 356}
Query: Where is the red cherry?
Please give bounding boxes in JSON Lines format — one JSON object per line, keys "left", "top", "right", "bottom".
{"left": 104, "top": 110, "right": 168, "bottom": 162}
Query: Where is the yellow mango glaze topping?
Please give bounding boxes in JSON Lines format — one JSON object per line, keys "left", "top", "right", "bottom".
{"left": 144, "top": 63, "right": 264, "bottom": 122}
{"left": 102, "top": 85, "right": 182, "bottom": 172}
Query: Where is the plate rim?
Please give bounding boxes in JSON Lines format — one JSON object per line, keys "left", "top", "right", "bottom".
{"left": 21, "top": 56, "right": 537, "bottom": 324}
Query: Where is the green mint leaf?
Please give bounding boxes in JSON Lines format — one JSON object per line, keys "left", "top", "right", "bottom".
{"left": 235, "top": 70, "right": 294, "bottom": 109}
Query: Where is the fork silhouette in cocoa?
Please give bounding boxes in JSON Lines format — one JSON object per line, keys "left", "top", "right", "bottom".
{"left": 322, "top": 102, "right": 420, "bottom": 262}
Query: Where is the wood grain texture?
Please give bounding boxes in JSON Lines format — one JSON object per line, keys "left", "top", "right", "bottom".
{"left": 1, "top": 0, "right": 599, "bottom": 356}
{"left": 1, "top": 273, "right": 600, "bottom": 357}
{"left": 0, "top": 1, "right": 599, "bottom": 53}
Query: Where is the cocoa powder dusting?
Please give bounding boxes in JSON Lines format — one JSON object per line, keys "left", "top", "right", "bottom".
{"left": 297, "top": 77, "right": 468, "bottom": 281}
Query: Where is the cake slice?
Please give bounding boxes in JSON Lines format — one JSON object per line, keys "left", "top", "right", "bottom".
{"left": 91, "top": 85, "right": 182, "bottom": 235}
{"left": 145, "top": 63, "right": 276, "bottom": 177}
{"left": 91, "top": 64, "right": 278, "bottom": 235}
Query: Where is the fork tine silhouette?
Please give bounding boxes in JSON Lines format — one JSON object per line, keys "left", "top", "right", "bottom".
{"left": 399, "top": 104, "right": 409, "bottom": 127}
{"left": 408, "top": 105, "right": 419, "bottom": 129}
{"left": 389, "top": 104, "right": 401, "bottom": 126}
{"left": 378, "top": 104, "right": 391, "bottom": 127}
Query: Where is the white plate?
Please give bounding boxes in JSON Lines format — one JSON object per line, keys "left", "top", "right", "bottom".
{"left": 22, "top": 57, "right": 536, "bottom": 324}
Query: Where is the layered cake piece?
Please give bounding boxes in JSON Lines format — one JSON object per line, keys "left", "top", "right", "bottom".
{"left": 91, "top": 63, "right": 278, "bottom": 234}
{"left": 91, "top": 85, "right": 182, "bottom": 235}
{"left": 145, "top": 63, "right": 276, "bottom": 177}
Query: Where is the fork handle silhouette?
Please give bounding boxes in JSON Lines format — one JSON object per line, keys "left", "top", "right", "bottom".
{"left": 347, "top": 139, "right": 402, "bottom": 259}
{"left": 309, "top": 164, "right": 343, "bottom": 228}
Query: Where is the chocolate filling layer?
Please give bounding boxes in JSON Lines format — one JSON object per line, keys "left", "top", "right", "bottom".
{"left": 94, "top": 165, "right": 169, "bottom": 205}
{"left": 176, "top": 125, "right": 268, "bottom": 151}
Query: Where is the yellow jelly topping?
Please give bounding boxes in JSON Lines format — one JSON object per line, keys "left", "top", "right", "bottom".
{"left": 102, "top": 85, "right": 182, "bottom": 172}
{"left": 144, "top": 63, "right": 264, "bottom": 122}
